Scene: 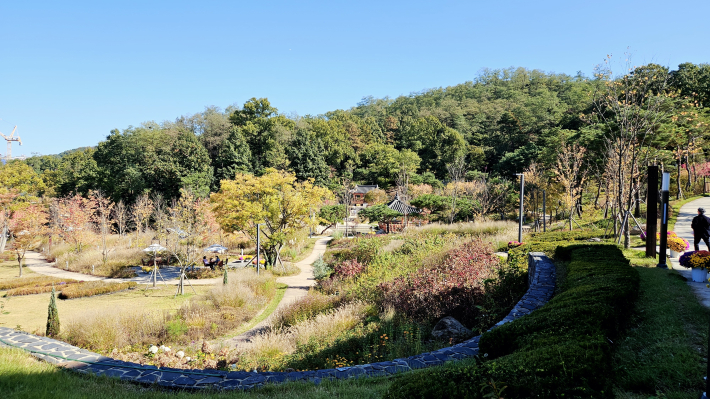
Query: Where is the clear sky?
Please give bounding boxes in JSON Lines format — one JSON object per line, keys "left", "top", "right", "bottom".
{"left": 0, "top": 0, "right": 708, "bottom": 157}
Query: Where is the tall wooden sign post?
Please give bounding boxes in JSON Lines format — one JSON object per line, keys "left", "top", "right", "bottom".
{"left": 646, "top": 166, "right": 658, "bottom": 258}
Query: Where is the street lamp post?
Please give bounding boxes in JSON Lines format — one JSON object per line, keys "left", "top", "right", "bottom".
{"left": 518, "top": 174, "right": 524, "bottom": 242}
{"left": 658, "top": 172, "right": 670, "bottom": 268}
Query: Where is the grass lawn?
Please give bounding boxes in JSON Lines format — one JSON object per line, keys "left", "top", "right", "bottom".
{"left": 613, "top": 255, "right": 709, "bottom": 398}
{"left": 0, "top": 259, "right": 36, "bottom": 279}
{"left": 0, "top": 283, "right": 211, "bottom": 333}
{"left": 0, "top": 346, "right": 392, "bottom": 399}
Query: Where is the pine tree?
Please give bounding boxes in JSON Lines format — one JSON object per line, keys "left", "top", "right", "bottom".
{"left": 223, "top": 268, "right": 228, "bottom": 285}
{"left": 287, "top": 129, "right": 330, "bottom": 186}
{"left": 213, "top": 127, "right": 252, "bottom": 189}
{"left": 46, "top": 285, "right": 60, "bottom": 337}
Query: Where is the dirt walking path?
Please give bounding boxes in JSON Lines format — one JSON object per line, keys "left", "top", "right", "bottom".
{"left": 218, "top": 236, "right": 332, "bottom": 350}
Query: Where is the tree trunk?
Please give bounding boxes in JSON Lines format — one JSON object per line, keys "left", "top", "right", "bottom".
{"left": 18, "top": 256, "right": 23, "bottom": 277}
{"left": 0, "top": 224, "right": 7, "bottom": 253}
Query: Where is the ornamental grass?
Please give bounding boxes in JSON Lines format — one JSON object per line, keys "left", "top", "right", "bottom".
{"left": 0, "top": 275, "right": 76, "bottom": 291}
{"left": 58, "top": 281, "right": 138, "bottom": 299}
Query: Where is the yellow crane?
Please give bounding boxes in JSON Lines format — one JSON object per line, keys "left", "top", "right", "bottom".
{"left": 0, "top": 126, "right": 21, "bottom": 161}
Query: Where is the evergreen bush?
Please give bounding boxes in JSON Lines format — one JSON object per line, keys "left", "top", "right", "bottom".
{"left": 46, "top": 285, "right": 60, "bottom": 337}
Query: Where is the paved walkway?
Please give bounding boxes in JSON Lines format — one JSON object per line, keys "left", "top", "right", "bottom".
{"left": 23, "top": 251, "right": 221, "bottom": 286}
{"left": 664, "top": 196, "right": 710, "bottom": 308}
{"left": 219, "top": 237, "right": 332, "bottom": 349}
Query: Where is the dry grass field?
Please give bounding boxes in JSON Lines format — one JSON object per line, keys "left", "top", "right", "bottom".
{"left": 0, "top": 260, "right": 209, "bottom": 334}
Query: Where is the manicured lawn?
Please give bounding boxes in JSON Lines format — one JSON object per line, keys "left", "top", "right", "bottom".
{"left": 613, "top": 265, "right": 708, "bottom": 398}
{"left": 0, "top": 347, "right": 392, "bottom": 399}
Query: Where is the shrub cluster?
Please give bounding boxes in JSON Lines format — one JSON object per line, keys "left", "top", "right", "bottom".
{"left": 334, "top": 259, "right": 364, "bottom": 277}
{"left": 58, "top": 281, "right": 138, "bottom": 299}
{"left": 385, "top": 244, "right": 639, "bottom": 399}
{"left": 379, "top": 240, "right": 501, "bottom": 325}
{"left": 4, "top": 281, "right": 75, "bottom": 297}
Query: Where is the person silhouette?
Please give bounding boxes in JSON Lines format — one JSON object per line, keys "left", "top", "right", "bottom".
{"left": 691, "top": 207, "right": 710, "bottom": 251}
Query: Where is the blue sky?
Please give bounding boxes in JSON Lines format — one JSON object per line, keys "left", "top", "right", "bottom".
{"left": 0, "top": 0, "right": 708, "bottom": 156}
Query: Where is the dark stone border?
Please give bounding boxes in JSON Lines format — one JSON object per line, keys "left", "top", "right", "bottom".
{"left": 0, "top": 252, "right": 555, "bottom": 390}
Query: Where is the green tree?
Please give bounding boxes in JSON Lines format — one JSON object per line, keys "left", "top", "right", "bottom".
{"left": 56, "top": 148, "right": 99, "bottom": 197}
{"left": 46, "top": 285, "right": 60, "bottom": 337}
{"left": 287, "top": 129, "right": 331, "bottom": 186}
{"left": 318, "top": 204, "right": 347, "bottom": 230}
{"left": 229, "top": 98, "right": 293, "bottom": 174}
{"left": 213, "top": 127, "right": 252, "bottom": 188}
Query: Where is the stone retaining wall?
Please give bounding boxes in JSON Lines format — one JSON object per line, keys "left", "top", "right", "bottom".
{"left": 0, "top": 252, "right": 556, "bottom": 391}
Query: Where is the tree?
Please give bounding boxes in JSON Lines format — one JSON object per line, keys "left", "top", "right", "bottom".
{"left": 445, "top": 156, "right": 468, "bottom": 223}
{"left": 131, "top": 194, "right": 153, "bottom": 234}
{"left": 591, "top": 57, "right": 675, "bottom": 248}
{"left": 165, "top": 190, "right": 217, "bottom": 295}
{"left": 56, "top": 148, "right": 99, "bottom": 197}
{"left": 54, "top": 195, "right": 94, "bottom": 253}
{"left": 112, "top": 200, "right": 129, "bottom": 236}
{"left": 287, "top": 129, "right": 330, "bottom": 186}
{"left": 212, "top": 169, "right": 332, "bottom": 266}
{"left": 318, "top": 205, "right": 347, "bottom": 231}
{"left": 364, "top": 188, "right": 388, "bottom": 205}
{"left": 554, "top": 142, "right": 588, "bottom": 230}
{"left": 213, "top": 127, "right": 252, "bottom": 188}
{"left": 229, "top": 98, "right": 293, "bottom": 174}
{"left": 90, "top": 190, "right": 114, "bottom": 266}
{"left": 46, "top": 285, "right": 60, "bottom": 337}
{"left": 9, "top": 204, "right": 48, "bottom": 277}
{"left": 357, "top": 204, "right": 402, "bottom": 232}
{"left": 0, "top": 191, "right": 18, "bottom": 253}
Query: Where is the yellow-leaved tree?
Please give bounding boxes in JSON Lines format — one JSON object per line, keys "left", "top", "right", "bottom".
{"left": 211, "top": 169, "right": 332, "bottom": 266}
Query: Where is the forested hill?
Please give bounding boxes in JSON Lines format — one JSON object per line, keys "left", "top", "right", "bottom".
{"left": 18, "top": 63, "right": 710, "bottom": 204}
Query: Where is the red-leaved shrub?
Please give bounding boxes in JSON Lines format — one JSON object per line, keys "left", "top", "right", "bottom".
{"left": 334, "top": 259, "right": 364, "bottom": 277}
{"left": 379, "top": 240, "right": 501, "bottom": 325}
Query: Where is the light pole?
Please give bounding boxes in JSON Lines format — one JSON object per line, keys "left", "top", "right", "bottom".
{"left": 516, "top": 173, "right": 524, "bottom": 243}
{"left": 658, "top": 172, "right": 670, "bottom": 268}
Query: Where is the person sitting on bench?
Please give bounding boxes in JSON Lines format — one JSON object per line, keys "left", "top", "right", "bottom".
{"left": 202, "top": 256, "right": 210, "bottom": 268}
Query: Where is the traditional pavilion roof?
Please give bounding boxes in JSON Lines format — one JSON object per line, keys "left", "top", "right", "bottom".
{"left": 352, "top": 185, "right": 379, "bottom": 194}
{"left": 386, "top": 193, "right": 422, "bottom": 215}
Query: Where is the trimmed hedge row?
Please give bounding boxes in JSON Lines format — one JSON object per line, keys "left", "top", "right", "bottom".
{"left": 385, "top": 244, "right": 639, "bottom": 399}
{"left": 58, "top": 281, "right": 138, "bottom": 299}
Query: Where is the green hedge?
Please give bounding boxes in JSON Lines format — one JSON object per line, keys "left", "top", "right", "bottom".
{"left": 526, "top": 229, "right": 610, "bottom": 242}
{"left": 384, "top": 244, "right": 639, "bottom": 399}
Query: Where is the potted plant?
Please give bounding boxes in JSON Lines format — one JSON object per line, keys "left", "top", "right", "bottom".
{"left": 667, "top": 236, "right": 690, "bottom": 258}
{"left": 679, "top": 250, "right": 710, "bottom": 282}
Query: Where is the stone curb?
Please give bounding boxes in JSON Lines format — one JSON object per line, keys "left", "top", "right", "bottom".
{"left": 0, "top": 252, "right": 556, "bottom": 390}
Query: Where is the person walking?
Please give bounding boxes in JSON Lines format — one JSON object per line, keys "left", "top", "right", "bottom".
{"left": 691, "top": 207, "right": 710, "bottom": 251}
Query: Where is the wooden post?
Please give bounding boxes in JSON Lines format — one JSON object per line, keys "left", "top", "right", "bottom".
{"left": 646, "top": 166, "right": 658, "bottom": 258}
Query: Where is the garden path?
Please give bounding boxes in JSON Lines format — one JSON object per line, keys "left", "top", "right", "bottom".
{"left": 218, "top": 236, "right": 332, "bottom": 350}
{"left": 22, "top": 251, "right": 221, "bottom": 285}
{"left": 664, "top": 196, "right": 710, "bottom": 308}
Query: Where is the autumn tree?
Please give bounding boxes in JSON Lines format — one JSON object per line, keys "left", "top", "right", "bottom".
{"left": 90, "top": 190, "right": 114, "bottom": 266}
{"left": 212, "top": 169, "right": 331, "bottom": 266}
{"left": 131, "top": 194, "right": 153, "bottom": 234}
{"left": 112, "top": 200, "right": 129, "bottom": 236}
{"left": 554, "top": 142, "right": 588, "bottom": 230}
{"left": 9, "top": 205, "right": 48, "bottom": 277}
{"left": 166, "top": 190, "right": 221, "bottom": 295}
{"left": 55, "top": 195, "right": 95, "bottom": 253}
{"left": 591, "top": 57, "right": 675, "bottom": 247}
